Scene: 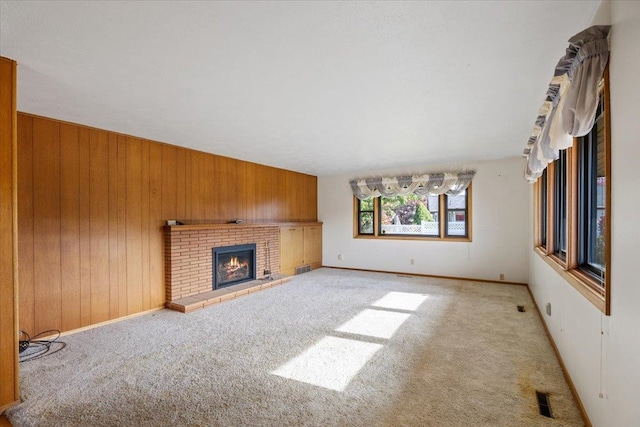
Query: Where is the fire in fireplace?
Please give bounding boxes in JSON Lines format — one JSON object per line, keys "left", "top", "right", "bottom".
{"left": 212, "top": 243, "right": 256, "bottom": 289}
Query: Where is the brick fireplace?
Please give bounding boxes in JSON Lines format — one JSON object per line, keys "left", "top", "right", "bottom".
{"left": 164, "top": 224, "right": 280, "bottom": 303}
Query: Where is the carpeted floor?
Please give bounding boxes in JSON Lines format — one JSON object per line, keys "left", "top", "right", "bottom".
{"left": 7, "top": 268, "right": 583, "bottom": 426}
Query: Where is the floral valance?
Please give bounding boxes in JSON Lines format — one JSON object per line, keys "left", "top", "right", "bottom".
{"left": 523, "top": 25, "right": 611, "bottom": 182}
{"left": 349, "top": 171, "right": 475, "bottom": 200}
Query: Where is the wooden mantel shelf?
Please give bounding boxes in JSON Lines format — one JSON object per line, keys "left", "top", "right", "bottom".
{"left": 163, "top": 221, "right": 322, "bottom": 232}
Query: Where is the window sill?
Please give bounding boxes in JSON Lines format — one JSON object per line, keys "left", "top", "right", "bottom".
{"left": 355, "top": 235, "right": 471, "bottom": 242}
{"left": 535, "top": 246, "right": 607, "bottom": 314}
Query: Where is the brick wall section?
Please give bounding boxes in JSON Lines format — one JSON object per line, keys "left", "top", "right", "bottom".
{"left": 165, "top": 225, "right": 280, "bottom": 302}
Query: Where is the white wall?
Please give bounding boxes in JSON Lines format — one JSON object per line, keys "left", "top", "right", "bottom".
{"left": 318, "top": 157, "right": 530, "bottom": 283}
{"left": 528, "top": 2, "right": 640, "bottom": 425}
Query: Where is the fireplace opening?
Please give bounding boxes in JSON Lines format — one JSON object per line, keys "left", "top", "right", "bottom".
{"left": 212, "top": 243, "right": 256, "bottom": 289}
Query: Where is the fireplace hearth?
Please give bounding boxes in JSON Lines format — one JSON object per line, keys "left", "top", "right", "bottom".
{"left": 213, "top": 243, "right": 256, "bottom": 289}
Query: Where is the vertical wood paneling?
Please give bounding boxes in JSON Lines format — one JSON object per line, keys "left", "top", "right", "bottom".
{"left": 148, "top": 142, "right": 164, "bottom": 307}
{"left": 140, "top": 140, "right": 151, "bottom": 309}
{"left": 205, "top": 153, "right": 216, "bottom": 219}
{"left": 175, "top": 148, "right": 186, "bottom": 220}
{"left": 282, "top": 170, "right": 295, "bottom": 220}
{"left": 17, "top": 114, "right": 318, "bottom": 334}
{"left": 17, "top": 114, "right": 34, "bottom": 335}
{"left": 78, "top": 127, "right": 91, "bottom": 326}
{"left": 270, "top": 167, "right": 281, "bottom": 220}
{"left": 285, "top": 171, "right": 296, "bottom": 220}
{"left": 240, "top": 162, "right": 254, "bottom": 222}
{"left": 189, "top": 151, "right": 202, "bottom": 219}
{"left": 161, "top": 145, "right": 177, "bottom": 220}
{"left": 213, "top": 156, "right": 228, "bottom": 219}
{"left": 59, "top": 123, "right": 81, "bottom": 331}
{"left": 108, "top": 134, "right": 119, "bottom": 319}
{"left": 89, "top": 130, "right": 110, "bottom": 323}
{"left": 184, "top": 150, "right": 192, "bottom": 220}
{"left": 227, "top": 158, "right": 240, "bottom": 220}
{"left": 125, "top": 137, "right": 143, "bottom": 314}
{"left": 0, "top": 57, "right": 19, "bottom": 409}
{"left": 117, "top": 135, "right": 127, "bottom": 317}
{"left": 254, "top": 164, "right": 268, "bottom": 221}
{"left": 32, "top": 117, "right": 62, "bottom": 332}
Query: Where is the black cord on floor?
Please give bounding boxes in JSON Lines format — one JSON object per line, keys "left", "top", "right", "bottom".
{"left": 18, "top": 329, "right": 66, "bottom": 362}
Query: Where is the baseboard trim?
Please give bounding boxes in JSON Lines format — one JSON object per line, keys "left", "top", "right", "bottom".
{"left": 525, "top": 286, "right": 592, "bottom": 427}
{"left": 0, "top": 400, "right": 19, "bottom": 415}
{"left": 322, "top": 265, "right": 527, "bottom": 286}
{"left": 35, "top": 306, "right": 165, "bottom": 340}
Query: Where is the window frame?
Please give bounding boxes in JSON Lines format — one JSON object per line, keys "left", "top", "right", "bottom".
{"left": 356, "top": 197, "right": 375, "bottom": 236}
{"left": 533, "top": 68, "right": 611, "bottom": 315}
{"left": 444, "top": 190, "right": 470, "bottom": 239}
{"left": 552, "top": 150, "right": 568, "bottom": 262}
{"left": 536, "top": 169, "right": 548, "bottom": 249}
{"left": 353, "top": 183, "right": 472, "bottom": 242}
{"left": 576, "top": 99, "right": 606, "bottom": 282}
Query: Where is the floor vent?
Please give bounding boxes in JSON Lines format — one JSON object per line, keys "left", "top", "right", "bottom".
{"left": 295, "top": 265, "right": 311, "bottom": 275}
{"left": 536, "top": 391, "right": 553, "bottom": 418}
{"left": 517, "top": 305, "right": 526, "bottom": 312}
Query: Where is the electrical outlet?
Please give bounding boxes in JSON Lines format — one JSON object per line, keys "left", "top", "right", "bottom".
{"left": 338, "top": 254, "right": 343, "bottom": 261}
{"left": 499, "top": 273, "right": 505, "bottom": 281}
{"left": 410, "top": 259, "right": 415, "bottom": 265}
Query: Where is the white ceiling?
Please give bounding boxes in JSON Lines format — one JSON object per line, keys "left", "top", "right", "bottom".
{"left": 0, "top": 1, "right": 600, "bottom": 176}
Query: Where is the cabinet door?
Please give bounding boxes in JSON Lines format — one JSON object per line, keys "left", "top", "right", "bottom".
{"left": 303, "top": 225, "right": 322, "bottom": 268}
{"left": 280, "top": 226, "right": 304, "bottom": 275}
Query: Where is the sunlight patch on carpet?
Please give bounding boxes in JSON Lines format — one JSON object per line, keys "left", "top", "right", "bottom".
{"left": 335, "top": 309, "right": 411, "bottom": 339}
{"left": 371, "top": 291, "right": 428, "bottom": 311}
{"left": 272, "top": 336, "right": 383, "bottom": 392}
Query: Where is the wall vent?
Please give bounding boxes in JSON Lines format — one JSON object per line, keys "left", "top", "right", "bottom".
{"left": 295, "top": 265, "right": 311, "bottom": 275}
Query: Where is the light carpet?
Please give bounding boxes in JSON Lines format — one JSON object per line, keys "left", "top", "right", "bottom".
{"left": 7, "top": 268, "right": 583, "bottom": 426}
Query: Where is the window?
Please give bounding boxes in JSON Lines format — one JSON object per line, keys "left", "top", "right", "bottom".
{"left": 534, "top": 75, "right": 610, "bottom": 314}
{"left": 445, "top": 190, "right": 468, "bottom": 237}
{"left": 354, "top": 185, "right": 471, "bottom": 241}
{"left": 357, "top": 198, "right": 375, "bottom": 235}
{"left": 553, "top": 150, "right": 568, "bottom": 261}
{"left": 577, "top": 99, "right": 606, "bottom": 282}
{"left": 538, "top": 169, "right": 548, "bottom": 248}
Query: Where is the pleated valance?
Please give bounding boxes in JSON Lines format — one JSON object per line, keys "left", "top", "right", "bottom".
{"left": 523, "top": 25, "right": 611, "bottom": 182}
{"left": 349, "top": 171, "right": 475, "bottom": 200}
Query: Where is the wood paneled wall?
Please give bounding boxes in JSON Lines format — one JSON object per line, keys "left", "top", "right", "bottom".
{"left": 17, "top": 113, "right": 317, "bottom": 335}
{"left": 0, "top": 57, "right": 19, "bottom": 412}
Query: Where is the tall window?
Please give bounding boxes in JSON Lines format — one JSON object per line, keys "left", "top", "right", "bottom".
{"left": 357, "top": 198, "right": 375, "bottom": 235}
{"left": 577, "top": 99, "right": 606, "bottom": 284}
{"left": 553, "top": 150, "right": 568, "bottom": 261}
{"left": 354, "top": 186, "right": 471, "bottom": 241}
{"left": 539, "top": 169, "right": 548, "bottom": 248}
{"left": 534, "top": 76, "right": 610, "bottom": 314}
{"left": 445, "top": 190, "right": 468, "bottom": 237}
